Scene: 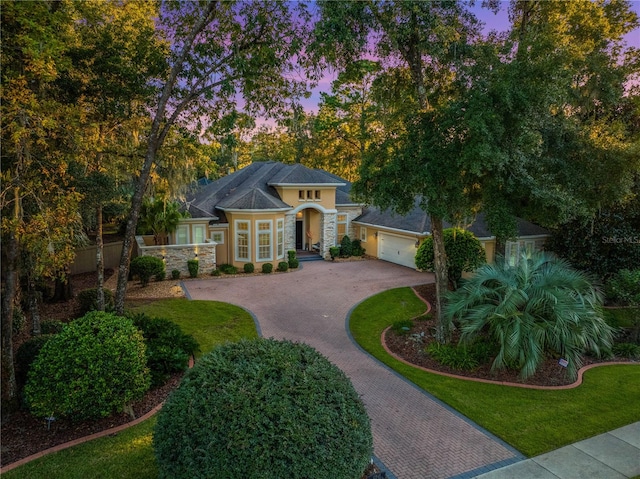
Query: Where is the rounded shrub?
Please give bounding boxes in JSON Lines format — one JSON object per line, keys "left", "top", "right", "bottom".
{"left": 154, "top": 338, "right": 372, "bottom": 479}
{"left": 218, "top": 263, "right": 238, "bottom": 275}
{"left": 288, "top": 258, "right": 300, "bottom": 269}
{"left": 187, "top": 259, "right": 199, "bottom": 278}
{"left": 340, "top": 235, "right": 353, "bottom": 257}
{"left": 261, "top": 263, "right": 273, "bottom": 274}
{"left": 243, "top": 262, "right": 255, "bottom": 274}
{"left": 130, "top": 256, "right": 165, "bottom": 287}
{"left": 24, "top": 311, "right": 150, "bottom": 420}
{"left": 171, "top": 269, "right": 181, "bottom": 280}
{"left": 329, "top": 246, "right": 340, "bottom": 259}
{"left": 77, "top": 288, "right": 114, "bottom": 315}
{"left": 15, "top": 335, "right": 54, "bottom": 388}
{"left": 277, "top": 261, "right": 289, "bottom": 272}
{"left": 211, "top": 268, "right": 221, "bottom": 277}
{"left": 40, "top": 319, "right": 65, "bottom": 335}
{"left": 129, "top": 312, "right": 199, "bottom": 387}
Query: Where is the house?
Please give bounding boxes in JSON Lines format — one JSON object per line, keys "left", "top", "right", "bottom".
{"left": 144, "top": 161, "right": 548, "bottom": 271}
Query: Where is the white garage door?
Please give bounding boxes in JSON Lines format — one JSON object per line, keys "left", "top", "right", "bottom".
{"left": 378, "top": 233, "right": 417, "bottom": 269}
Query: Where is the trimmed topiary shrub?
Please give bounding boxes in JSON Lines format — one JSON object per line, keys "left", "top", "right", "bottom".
{"left": 15, "top": 335, "right": 54, "bottom": 388}
{"left": 262, "top": 263, "right": 273, "bottom": 274}
{"left": 340, "top": 235, "right": 353, "bottom": 257}
{"left": 77, "top": 288, "right": 114, "bottom": 315}
{"left": 153, "top": 338, "right": 372, "bottom": 479}
{"left": 277, "top": 261, "right": 289, "bottom": 272}
{"left": 244, "top": 263, "right": 255, "bottom": 274}
{"left": 129, "top": 313, "right": 199, "bottom": 387}
{"left": 218, "top": 263, "right": 238, "bottom": 275}
{"left": 416, "top": 228, "right": 486, "bottom": 289}
{"left": 329, "top": 246, "right": 340, "bottom": 260}
{"left": 130, "top": 256, "right": 166, "bottom": 287}
{"left": 287, "top": 250, "right": 297, "bottom": 262}
{"left": 289, "top": 258, "right": 299, "bottom": 269}
{"left": 171, "top": 269, "right": 181, "bottom": 280}
{"left": 187, "top": 259, "right": 199, "bottom": 278}
{"left": 351, "top": 239, "right": 365, "bottom": 257}
{"left": 24, "top": 311, "right": 150, "bottom": 420}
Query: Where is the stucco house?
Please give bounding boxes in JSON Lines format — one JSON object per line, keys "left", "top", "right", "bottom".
{"left": 140, "top": 161, "right": 549, "bottom": 272}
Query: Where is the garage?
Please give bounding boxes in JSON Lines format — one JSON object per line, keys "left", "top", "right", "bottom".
{"left": 378, "top": 233, "right": 417, "bottom": 269}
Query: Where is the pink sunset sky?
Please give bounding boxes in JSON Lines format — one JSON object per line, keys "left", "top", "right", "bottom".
{"left": 295, "top": 0, "right": 640, "bottom": 115}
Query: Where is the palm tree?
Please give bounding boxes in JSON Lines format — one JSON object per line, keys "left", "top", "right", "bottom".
{"left": 445, "top": 251, "right": 614, "bottom": 380}
{"left": 138, "top": 198, "right": 185, "bottom": 245}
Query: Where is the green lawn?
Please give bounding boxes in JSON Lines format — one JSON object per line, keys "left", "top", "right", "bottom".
{"left": 350, "top": 287, "right": 640, "bottom": 457}
{"left": 126, "top": 298, "right": 259, "bottom": 356}
{"left": 3, "top": 298, "right": 257, "bottom": 479}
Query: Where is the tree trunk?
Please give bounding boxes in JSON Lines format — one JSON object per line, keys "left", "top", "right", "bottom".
{"left": 1, "top": 229, "right": 19, "bottom": 418}
{"left": 430, "top": 215, "right": 450, "bottom": 343}
{"left": 96, "top": 204, "right": 105, "bottom": 311}
{"left": 28, "top": 277, "right": 41, "bottom": 335}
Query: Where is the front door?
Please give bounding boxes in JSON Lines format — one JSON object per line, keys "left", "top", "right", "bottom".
{"left": 296, "top": 220, "right": 303, "bottom": 250}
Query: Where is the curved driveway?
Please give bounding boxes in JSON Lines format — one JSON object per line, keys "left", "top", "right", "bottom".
{"left": 183, "top": 260, "right": 522, "bottom": 479}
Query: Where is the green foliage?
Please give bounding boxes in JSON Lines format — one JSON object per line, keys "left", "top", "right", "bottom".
{"left": 218, "top": 264, "right": 238, "bottom": 275}
{"left": 130, "top": 256, "right": 165, "bottom": 287}
{"left": 289, "top": 258, "right": 300, "bottom": 269}
{"left": 137, "top": 199, "right": 186, "bottom": 245}
{"left": 606, "top": 269, "right": 640, "bottom": 306}
{"left": 129, "top": 313, "right": 199, "bottom": 388}
{"left": 211, "top": 269, "right": 221, "bottom": 277}
{"left": 391, "top": 319, "right": 414, "bottom": 335}
{"left": 330, "top": 246, "right": 340, "bottom": 259}
{"left": 171, "top": 269, "right": 180, "bottom": 280}
{"left": 261, "top": 263, "right": 273, "bottom": 274}
{"left": 415, "top": 228, "right": 486, "bottom": 288}
{"left": 612, "top": 343, "right": 640, "bottom": 359}
{"left": 186, "top": 259, "right": 198, "bottom": 278}
{"left": 40, "top": 320, "right": 65, "bottom": 335}
{"left": 77, "top": 288, "right": 115, "bottom": 315}
{"left": 425, "top": 341, "right": 495, "bottom": 371}
{"left": 15, "top": 335, "right": 54, "bottom": 388}
{"left": 243, "top": 262, "right": 254, "bottom": 273}
{"left": 351, "top": 239, "right": 365, "bottom": 256}
{"left": 277, "top": 261, "right": 289, "bottom": 272}
{"left": 546, "top": 207, "right": 640, "bottom": 279}
{"left": 445, "top": 252, "right": 614, "bottom": 380}
{"left": 340, "top": 235, "right": 353, "bottom": 257}
{"left": 153, "top": 338, "right": 372, "bottom": 479}
{"left": 287, "top": 250, "right": 297, "bottom": 261}
{"left": 24, "top": 312, "right": 150, "bottom": 420}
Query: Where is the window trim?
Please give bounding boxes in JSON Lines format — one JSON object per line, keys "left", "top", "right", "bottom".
{"left": 175, "top": 225, "right": 190, "bottom": 245}
{"left": 276, "top": 219, "right": 284, "bottom": 259}
{"left": 336, "top": 213, "right": 348, "bottom": 245}
{"left": 193, "top": 224, "right": 206, "bottom": 244}
{"left": 360, "top": 226, "right": 367, "bottom": 242}
{"left": 256, "top": 219, "right": 273, "bottom": 262}
{"left": 235, "top": 220, "right": 251, "bottom": 262}
{"left": 210, "top": 231, "right": 225, "bottom": 244}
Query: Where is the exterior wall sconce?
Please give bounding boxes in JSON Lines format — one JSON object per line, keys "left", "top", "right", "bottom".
{"left": 194, "top": 253, "right": 198, "bottom": 258}
{"left": 374, "top": 232, "right": 378, "bottom": 238}
{"left": 415, "top": 240, "right": 420, "bottom": 248}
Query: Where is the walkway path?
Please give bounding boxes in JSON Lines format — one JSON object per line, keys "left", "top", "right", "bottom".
{"left": 184, "top": 260, "right": 522, "bottom": 479}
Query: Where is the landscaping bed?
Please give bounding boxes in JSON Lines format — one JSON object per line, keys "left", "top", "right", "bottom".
{"left": 385, "top": 284, "right": 636, "bottom": 388}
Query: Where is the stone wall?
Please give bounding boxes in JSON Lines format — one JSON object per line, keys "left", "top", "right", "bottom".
{"left": 135, "top": 236, "right": 216, "bottom": 277}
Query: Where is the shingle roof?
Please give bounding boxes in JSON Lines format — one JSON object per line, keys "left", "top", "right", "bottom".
{"left": 183, "top": 162, "right": 351, "bottom": 218}
{"left": 354, "top": 199, "right": 549, "bottom": 238}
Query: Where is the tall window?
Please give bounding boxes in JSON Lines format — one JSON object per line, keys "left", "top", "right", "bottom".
{"left": 257, "top": 220, "right": 273, "bottom": 261}
{"left": 276, "top": 219, "right": 284, "bottom": 258}
{"left": 176, "top": 225, "right": 189, "bottom": 245}
{"left": 360, "top": 226, "right": 367, "bottom": 242}
{"left": 235, "top": 220, "right": 250, "bottom": 261}
{"left": 193, "top": 225, "right": 206, "bottom": 244}
{"left": 337, "top": 214, "right": 348, "bottom": 244}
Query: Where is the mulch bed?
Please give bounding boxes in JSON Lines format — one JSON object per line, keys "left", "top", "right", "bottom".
{"left": 386, "top": 283, "right": 630, "bottom": 387}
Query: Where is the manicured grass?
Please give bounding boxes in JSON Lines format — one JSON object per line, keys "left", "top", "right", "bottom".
{"left": 3, "top": 419, "right": 157, "bottom": 479}
{"left": 127, "top": 298, "right": 258, "bottom": 357}
{"left": 4, "top": 298, "right": 257, "bottom": 479}
{"left": 350, "top": 287, "right": 640, "bottom": 457}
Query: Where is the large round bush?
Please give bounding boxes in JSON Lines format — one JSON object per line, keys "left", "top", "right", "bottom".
{"left": 154, "top": 338, "right": 372, "bottom": 479}
{"left": 24, "top": 311, "right": 150, "bottom": 420}
{"left": 416, "top": 228, "right": 486, "bottom": 289}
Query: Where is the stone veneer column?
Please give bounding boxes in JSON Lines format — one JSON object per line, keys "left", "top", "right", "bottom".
{"left": 321, "top": 212, "right": 337, "bottom": 259}
{"left": 284, "top": 212, "right": 296, "bottom": 253}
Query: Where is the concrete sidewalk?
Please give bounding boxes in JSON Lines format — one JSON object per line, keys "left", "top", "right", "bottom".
{"left": 473, "top": 422, "right": 640, "bottom": 479}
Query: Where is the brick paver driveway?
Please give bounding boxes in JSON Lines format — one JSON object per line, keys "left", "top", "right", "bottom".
{"left": 183, "top": 260, "right": 523, "bottom": 479}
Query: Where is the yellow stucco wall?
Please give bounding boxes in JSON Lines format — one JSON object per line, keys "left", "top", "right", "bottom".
{"left": 276, "top": 186, "right": 337, "bottom": 210}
